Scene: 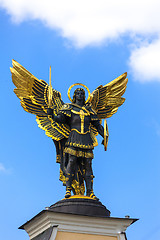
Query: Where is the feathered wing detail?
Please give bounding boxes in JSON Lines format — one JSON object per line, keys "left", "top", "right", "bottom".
{"left": 90, "top": 72, "right": 128, "bottom": 119}
{"left": 10, "top": 59, "right": 70, "bottom": 141}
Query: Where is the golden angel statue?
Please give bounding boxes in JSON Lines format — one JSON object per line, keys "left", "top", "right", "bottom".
{"left": 11, "top": 60, "right": 128, "bottom": 200}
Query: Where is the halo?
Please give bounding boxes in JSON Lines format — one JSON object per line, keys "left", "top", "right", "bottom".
{"left": 67, "top": 83, "right": 90, "bottom": 103}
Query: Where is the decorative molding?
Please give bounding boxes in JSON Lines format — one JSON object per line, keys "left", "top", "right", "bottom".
{"left": 23, "top": 211, "right": 136, "bottom": 239}
{"left": 50, "top": 226, "right": 58, "bottom": 240}
{"left": 118, "top": 233, "right": 126, "bottom": 240}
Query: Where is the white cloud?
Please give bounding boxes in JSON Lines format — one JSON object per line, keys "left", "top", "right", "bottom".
{"left": 0, "top": 0, "right": 160, "bottom": 82}
{"left": 129, "top": 37, "right": 160, "bottom": 82}
{"left": 0, "top": 163, "right": 7, "bottom": 173}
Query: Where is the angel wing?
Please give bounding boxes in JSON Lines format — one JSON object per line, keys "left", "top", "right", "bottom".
{"left": 89, "top": 72, "right": 128, "bottom": 119}
{"left": 10, "top": 59, "right": 70, "bottom": 141}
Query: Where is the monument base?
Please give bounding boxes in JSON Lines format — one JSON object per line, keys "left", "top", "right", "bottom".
{"left": 49, "top": 195, "right": 110, "bottom": 217}
{"left": 19, "top": 196, "right": 138, "bottom": 240}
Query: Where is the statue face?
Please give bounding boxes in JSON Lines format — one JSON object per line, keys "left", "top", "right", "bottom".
{"left": 75, "top": 89, "right": 85, "bottom": 101}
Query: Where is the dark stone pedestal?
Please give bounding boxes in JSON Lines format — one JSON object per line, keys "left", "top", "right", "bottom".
{"left": 49, "top": 196, "right": 110, "bottom": 217}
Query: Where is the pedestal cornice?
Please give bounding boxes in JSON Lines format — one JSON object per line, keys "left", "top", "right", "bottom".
{"left": 19, "top": 209, "right": 138, "bottom": 239}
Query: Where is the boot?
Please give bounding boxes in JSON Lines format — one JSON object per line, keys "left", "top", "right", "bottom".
{"left": 65, "top": 173, "right": 74, "bottom": 198}
{"left": 87, "top": 189, "right": 99, "bottom": 201}
{"left": 85, "top": 176, "right": 99, "bottom": 201}
{"left": 65, "top": 186, "right": 72, "bottom": 198}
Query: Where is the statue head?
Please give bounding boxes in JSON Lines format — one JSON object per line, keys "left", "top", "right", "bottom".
{"left": 72, "top": 88, "right": 85, "bottom": 104}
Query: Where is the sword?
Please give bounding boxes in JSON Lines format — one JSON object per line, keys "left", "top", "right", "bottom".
{"left": 48, "top": 66, "right": 53, "bottom": 108}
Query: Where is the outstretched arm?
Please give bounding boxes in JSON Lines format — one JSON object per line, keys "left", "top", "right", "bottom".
{"left": 91, "top": 120, "right": 104, "bottom": 138}
{"left": 91, "top": 120, "right": 108, "bottom": 145}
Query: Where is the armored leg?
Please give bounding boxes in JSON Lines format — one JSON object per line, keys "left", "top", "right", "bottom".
{"left": 84, "top": 158, "right": 99, "bottom": 200}
{"left": 83, "top": 158, "right": 93, "bottom": 194}
{"left": 65, "top": 154, "right": 77, "bottom": 198}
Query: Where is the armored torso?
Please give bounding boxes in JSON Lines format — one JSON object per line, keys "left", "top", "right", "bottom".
{"left": 71, "top": 107, "right": 91, "bottom": 134}
{"left": 59, "top": 103, "right": 98, "bottom": 150}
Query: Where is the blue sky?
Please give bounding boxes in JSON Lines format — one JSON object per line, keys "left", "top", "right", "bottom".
{"left": 0, "top": 1, "right": 160, "bottom": 240}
